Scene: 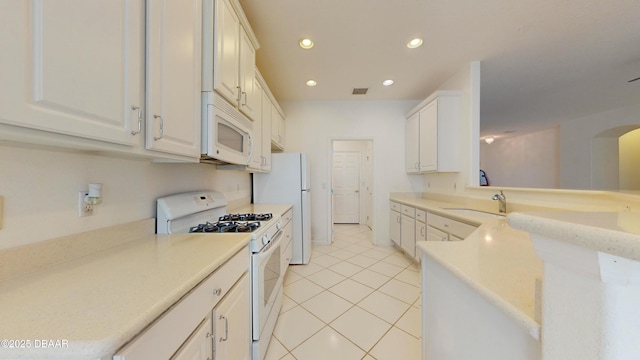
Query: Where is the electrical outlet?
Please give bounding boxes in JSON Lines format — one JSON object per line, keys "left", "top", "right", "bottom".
{"left": 78, "top": 191, "right": 93, "bottom": 217}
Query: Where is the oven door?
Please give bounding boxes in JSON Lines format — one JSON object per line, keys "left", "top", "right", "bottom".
{"left": 251, "top": 229, "right": 283, "bottom": 340}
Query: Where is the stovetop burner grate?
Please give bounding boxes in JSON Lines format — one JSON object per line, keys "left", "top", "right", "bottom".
{"left": 218, "top": 213, "right": 273, "bottom": 222}
{"left": 189, "top": 220, "right": 261, "bottom": 233}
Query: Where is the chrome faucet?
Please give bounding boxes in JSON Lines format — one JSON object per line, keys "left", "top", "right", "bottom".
{"left": 492, "top": 190, "right": 507, "bottom": 213}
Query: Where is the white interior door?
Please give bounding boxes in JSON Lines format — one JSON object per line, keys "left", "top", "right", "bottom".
{"left": 332, "top": 151, "right": 360, "bottom": 224}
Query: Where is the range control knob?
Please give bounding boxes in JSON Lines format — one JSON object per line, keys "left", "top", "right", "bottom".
{"left": 262, "top": 235, "right": 269, "bottom": 245}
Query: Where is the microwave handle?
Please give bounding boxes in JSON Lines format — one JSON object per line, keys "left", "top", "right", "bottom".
{"left": 247, "top": 130, "right": 254, "bottom": 164}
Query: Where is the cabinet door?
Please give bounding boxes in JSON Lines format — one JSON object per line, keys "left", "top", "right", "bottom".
{"left": 238, "top": 31, "right": 258, "bottom": 120}
{"left": 278, "top": 114, "right": 286, "bottom": 149}
{"left": 248, "top": 79, "right": 263, "bottom": 170}
{"left": 170, "top": 317, "right": 213, "bottom": 360}
{"left": 145, "top": 0, "right": 202, "bottom": 158}
{"left": 213, "top": 274, "right": 250, "bottom": 360}
{"left": 406, "top": 112, "right": 420, "bottom": 173}
{"left": 390, "top": 210, "right": 401, "bottom": 246}
{"left": 419, "top": 100, "right": 438, "bottom": 172}
{"left": 270, "top": 105, "right": 280, "bottom": 145}
{"left": 415, "top": 221, "right": 426, "bottom": 261}
{"left": 426, "top": 225, "right": 448, "bottom": 242}
{"left": 213, "top": 0, "right": 240, "bottom": 105}
{"left": 0, "top": 0, "right": 143, "bottom": 146}
{"left": 401, "top": 214, "right": 416, "bottom": 257}
{"left": 261, "top": 91, "right": 272, "bottom": 171}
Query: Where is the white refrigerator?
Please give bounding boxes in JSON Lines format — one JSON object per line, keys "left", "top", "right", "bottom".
{"left": 253, "top": 153, "right": 311, "bottom": 264}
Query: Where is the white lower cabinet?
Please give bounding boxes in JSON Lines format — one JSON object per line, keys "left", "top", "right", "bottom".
{"left": 171, "top": 317, "right": 212, "bottom": 360}
{"left": 281, "top": 209, "right": 293, "bottom": 269}
{"left": 415, "top": 209, "right": 426, "bottom": 262}
{"left": 210, "top": 274, "right": 251, "bottom": 360}
{"left": 426, "top": 212, "right": 478, "bottom": 241}
{"left": 400, "top": 214, "right": 416, "bottom": 258}
{"left": 389, "top": 202, "right": 401, "bottom": 247}
{"left": 113, "top": 247, "right": 249, "bottom": 360}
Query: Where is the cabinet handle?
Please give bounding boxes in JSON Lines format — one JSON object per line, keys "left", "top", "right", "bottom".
{"left": 236, "top": 86, "right": 242, "bottom": 103}
{"left": 153, "top": 114, "right": 164, "bottom": 140}
{"left": 242, "top": 91, "right": 247, "bottom": 106}
{"left": 219, "top": 315, "right": 228, "bottom": 342}
{"left": 130, "top": 105, "right": 142, "bottom": 135}
{"left": 213, "top": 288, "right": 222, "bottom": 296}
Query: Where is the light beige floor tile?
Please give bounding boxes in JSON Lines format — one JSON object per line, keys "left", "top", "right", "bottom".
{"left": 374, "top": 245, "right": 400, "bottom": 254}
{"left": 355, "top": 240, "right": 376, "bottom": 249}
{"left": 395, "top": 306, "right": 421, "bottom": 338}
{"left": 283, "top": 269, "right": 303, "bottom": 285}
{"left": 306, "top": 268, "right": 347, "bottom": 289}
{"left": 368, "top": 261, "right": 405, "bottom": 277}
{"left": 330, "top": 306, "right": 392, "bottom": 352}
{"left": 378, "top": 278, "right": 420, "bottom": 304}
{"left": 280, "top": 354, "right": 296, "bottom": 360}
{"left": 327, "top": 261, "right": 364, "bottom": 277}
{"left": 288, "top": 262, "right": 324, "bottom": 277}
{"left": 311, "top": 254, "right": 342, "bottom": 268}
{"left": 284, "top": 278, "right": 324, "bottom": 303}
{"left": 350, "top": 268, "right": 391, "bottom": 289}
{"left": 407, "top": 261, "right": 421, "bottom": 272}
{"left": 382, "top": 253, "right": 414, "bottom": 267}
{"left": 327, "top": 248, "right": 358, "bottom": 260}
{"left": 394, "top": 268, "right": 421, "bottom": 286}
{"left": 313, "top": 245, "right": 334, "bottom": 254}
{"left": 280, "top": 294, "right": 298, "bottom": 313}
{"left": 345, "top": 254, "right": 380, "bottom": 268}
{"left": 343, "top": 244, "right": 372, "bottom": 254}
{"left": 264, "top": 336, "right": 288, "bottom": 360}
{"left": 273, "top": 306, "right": 324, "bottom": 350}
{"left": 362, "top": 355, "right": 376, "bottom": 360}
{"left": 291, "top": 326, "right": 366, "bottom": 360}
{"left": 358, "top": 291, "right": 411, "bottom": 324}
{"left": 361, "top": 248, "right": 392, "bottom": 260}
{"left": 330, "top": 278, "right": 374, "bottom": 304}
{"left": 413, "top": 295, "right": 422, "bottom": 309}
{"left": 369, "top": 327, "right": 421, "bottom": 360}
{"left": 301, "top": 290, "right": 353, "bottom": 323}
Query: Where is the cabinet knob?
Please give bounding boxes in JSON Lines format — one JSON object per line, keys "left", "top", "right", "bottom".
{"left": 213, "top": 288, "right": 222, "bottom": 296}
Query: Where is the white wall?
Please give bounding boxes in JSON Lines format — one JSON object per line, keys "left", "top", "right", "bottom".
{"left": 560, "top": 103, "right": 640, "bottom": 189}
{"left": 480, "top": 127, "right": 559, "bottom": 188}
{"left": 0, "top": 143, "right": 251, "bottom": 250}
{"left": 620, "top": 128, "right": 640, "bottom": 190}
{"left": 279, "top": 100, "right": 421, "bottom": 246}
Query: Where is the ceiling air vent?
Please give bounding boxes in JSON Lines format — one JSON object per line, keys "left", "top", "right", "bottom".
{"left": 352, "top": 88, "right": 368, "bottom": 95}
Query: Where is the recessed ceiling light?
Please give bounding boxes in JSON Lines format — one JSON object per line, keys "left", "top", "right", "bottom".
{"left": 299, "top": 38, "right": 314, "bottom": 49}
{"left": 306, "top": 79, "right": 317, "bottom": 87}
{"left": 382, "top": 79, "right": 394, "bottom": 86}
{"left": 484, "top": 137, "right": 495, "bottom": 144}
{"left": 407, "top": 38, "right": 423, "bottom": 48}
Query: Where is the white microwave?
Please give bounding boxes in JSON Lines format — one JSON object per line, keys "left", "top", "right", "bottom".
{"left": 201, "top": 91, "right": 254, "bottom": 165}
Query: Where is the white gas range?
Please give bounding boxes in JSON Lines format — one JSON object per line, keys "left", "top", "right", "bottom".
{"left": 156, "top": 191, "right": 285, "bottom": 360}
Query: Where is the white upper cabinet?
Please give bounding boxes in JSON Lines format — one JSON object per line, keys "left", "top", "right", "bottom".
{"left": 212, "top": 0, "right": 240, "bottom": 104}
{"left": 406, "top": 112, "right": 420, "bottom": 173}
{"left": 248, "top": 77, "right": 263, "bottom": 171}
{"left": 271, "top": 107, "right": 286, "bottom": 151}
{"left": 211, "top": 0, "right": 259, "bottom": 121}
{"left": 0, "top": 0, "right": 144, "bottom": 146}
{"left": 405, "top": 91, "right": 462, "bottom": 173}
{"left": 145, "top": 0, "right": 202, "bottom": 158}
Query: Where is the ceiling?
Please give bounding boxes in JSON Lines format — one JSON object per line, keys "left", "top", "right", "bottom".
{"left": 238, "top": 0, "right": 640, "bottom": 137}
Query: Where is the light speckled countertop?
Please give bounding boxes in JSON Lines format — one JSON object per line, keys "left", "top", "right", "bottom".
{"left": 507, "top": 211, "right": 640, "bottom": 262}
{"left": 390, "top": 194, "right": 543, "bottom": 340}
{"left": 0, "top": 232, "right": 251, "bottom": 359}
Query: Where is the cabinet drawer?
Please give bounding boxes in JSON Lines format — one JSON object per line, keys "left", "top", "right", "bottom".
{"left": 401, "top": 205, "right": 416, "bottom": 218}
{"left": 282, "top": 208, "right": 293, "bottom": 225}
{"left": 415, "top": 209, "right": 426, "bottom": 223}
{"left": 114, "top": 246, "right": 249, "bottom": 359}
{"left": 390, "top": 201, "right": 401, "bottom": 212}
{"left": 428, "top": 213, "right": 477, "bottom": 240}
{"left": 426, "top": 225, "right": 448, "bottom": 242}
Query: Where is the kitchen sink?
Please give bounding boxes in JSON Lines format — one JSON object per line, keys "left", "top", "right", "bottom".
{"left": 443, "top": 208, "right": 506, "bottom": 220}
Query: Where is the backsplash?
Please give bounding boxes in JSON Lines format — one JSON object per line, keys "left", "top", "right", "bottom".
{"left": 0, "top": 143, "right": 251, "bottom": 250}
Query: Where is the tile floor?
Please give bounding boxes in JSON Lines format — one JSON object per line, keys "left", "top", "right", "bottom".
{"left": 265, "top": 224, "right": 422, "bottom": 360}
